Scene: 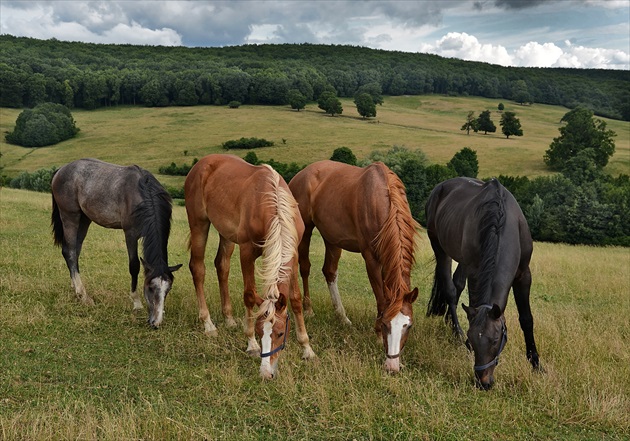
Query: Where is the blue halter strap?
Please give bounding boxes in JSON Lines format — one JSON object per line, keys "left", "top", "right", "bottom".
{"left": 473, "top": 304, "right": 508, "bottom": 372}
{"left": 260, "top": 314, "right": 290, "bottom": 358}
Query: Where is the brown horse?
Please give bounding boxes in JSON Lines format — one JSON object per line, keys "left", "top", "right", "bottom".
{"left": 184, "top": 154, "right": 315, "bottom": 379}
{"left": 289, "top": 160, "right": 420, "bottom": 372}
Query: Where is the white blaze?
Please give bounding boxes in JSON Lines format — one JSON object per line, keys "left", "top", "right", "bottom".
{"left": 152, "top": 278, "right": 169, "bottom": 327}
{"left": 259, "top": 321, "right": 274, "bottom": 379}
{"left": 385, "top": 312, "right": 410, "bottom": 372}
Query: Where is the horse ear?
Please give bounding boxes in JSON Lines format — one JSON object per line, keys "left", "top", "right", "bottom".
{"left": 490, "top": 304, "right": 502, "bottom": 320}
{"left": 405, "top": 287, "right": 419, "bottom": 304}
{"left": 462, "top": 303, "right": 473, "bottom": 319}
{"left": 169, "top": 263, "right": 183, "bottom": 273}
{"left": 276, "top": 293, "right": 288, "bottom": 313}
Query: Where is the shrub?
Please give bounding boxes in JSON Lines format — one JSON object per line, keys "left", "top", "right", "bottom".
{"left": 330, "top": 147, "right": 357, "bottom": 165}
{"left": 9, "top": 166, "right": 58, "bottom": 192}
{"left": 228, "top": 101, "right": 241, "bottom": 108}
{"left": 222, "top": 137, "right": 274, "bottom": 150}
{"left": 158, "top": 158, "right": 198, "bottom": 176}
{"left": 6, "top": 103, "right": 79, "bottom": 147}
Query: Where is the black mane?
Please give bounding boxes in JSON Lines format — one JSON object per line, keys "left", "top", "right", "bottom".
{"left": 473, "top": 179, "right": 506, "bottom": 307}
{"left": 134, "top": 170, "right": 173, "bottom": 278}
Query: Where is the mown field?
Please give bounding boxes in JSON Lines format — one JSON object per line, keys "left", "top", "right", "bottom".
{"left": 1, "top": 187, "right": 629, "bottom": 440}
{"left": 2, "top": 96, "right": 629, "bottom": 188}
{"left": 1, "top": 97, "right": 629, "bottom": 439}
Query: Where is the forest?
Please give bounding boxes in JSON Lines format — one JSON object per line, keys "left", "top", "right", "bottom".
{"left": 1, "top": 35, "right": 629, "bottom": 120}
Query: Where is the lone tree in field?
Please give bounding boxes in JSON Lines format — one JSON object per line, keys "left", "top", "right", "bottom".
{"left": 318, "top": 91, "right": 343, "bottom": 116}
{"left": 5, "top": 103, "right": 79, "bottom": 147}
{"left": 288, "top": 89, "right": 306, "bottom": 111}
{"left": 354, "top": 93, "right": 376, "bottom": 119}
{"left": 544, "top": 107, "right": 616, "bottom": 171}
{"left": 461, "top": 111, "right": 478, "bottom": 135}
{"left": 500, "top": 111, "right": 523, "bottom": 139}
{"left": 476, "top": 110, "right": 496, "bottom": 135}
{"left": 330, "top": 147, "right": 357, "bottom": 165}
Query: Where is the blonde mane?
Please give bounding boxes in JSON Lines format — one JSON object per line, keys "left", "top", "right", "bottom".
{"left": 256, "top": 164, "right": 299, "bottom": 323}
{"left": 373, "top": 167, "right": 420, "bottom": 321}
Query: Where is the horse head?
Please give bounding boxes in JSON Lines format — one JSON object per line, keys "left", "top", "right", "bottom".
{"left": 141, "top": 259, "right": 182, "bottom": 329}
{"left": 382, "top": 288, "right": 418, "bottom": 372}
{"left": 255, "top": 293, "right": 290, "bottom": 380}
{"left": 462, "top": 303, "right": 508, "bottom": 390}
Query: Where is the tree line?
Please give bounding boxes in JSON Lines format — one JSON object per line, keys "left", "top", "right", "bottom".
{"left": 1, "top": 35, "right": 628, "bottom": 120}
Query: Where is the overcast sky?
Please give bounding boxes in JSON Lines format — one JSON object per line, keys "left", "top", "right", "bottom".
{"left": 1, "top": 1, "right": 628, "bottom": 69}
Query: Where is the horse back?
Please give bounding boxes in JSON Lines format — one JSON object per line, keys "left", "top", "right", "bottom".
{"left": 52, "top": 158, "right": 144, "bottom": 229}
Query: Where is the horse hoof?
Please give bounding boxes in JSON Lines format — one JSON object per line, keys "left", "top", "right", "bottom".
{"left": 81, "top": 297, "right": 95, "bottom": 306}
{"left": 302, "top": 347, "right": 317, "bottom": 360}
{"left": 342, "top": 317, "right": 352, "bottom": 326}
{"left": 204, "top": 329, "right": 219, "bottom": 337}
{"left": 246, "top": 348, "right": 261, "bottom": 358}
{"left": 303, "top": 308, "right": 314, "bottom": 318}
{"left": 225, "top": 317, "right": 238, "bottom": 328}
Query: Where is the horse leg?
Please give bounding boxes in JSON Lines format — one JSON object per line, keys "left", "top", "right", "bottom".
{"left": 240, "top": 243, "right": 262, "bottom": 357}
{"left": 362, "top": 250, "right": 386, "bottom": 338}
{"left": 60, "top": 212, "right": 94, "bottom": 306}
{"left": 188, "top": 219, "right": 218, "bottom": 336}
{"left": 124, "top": 230, "right": 143, "bottom": 311}
{"left": 429, "top": 244, "right": 464, "bottom": 340}
{"left": 298, "top": 224, "right": 314, "bottom": 316}
{"left": 322, "top": 240, "right": 351, "bottom": 326}
{"left": 287, "top": 259, "right": 316, "bottom": 360}
{"left": 513, "top": 266, "right": 541, "bottom": 370}
{"left": 215, "top": 235, "right": 237, "bottom": 327}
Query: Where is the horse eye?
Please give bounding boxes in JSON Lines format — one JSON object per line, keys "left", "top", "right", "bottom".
{"left": 277, "top": 332, "right": 284, "bottom": 338}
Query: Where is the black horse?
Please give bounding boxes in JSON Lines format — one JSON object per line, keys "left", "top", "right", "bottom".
{"left": 51, "top": 158, "right": 181, "bottom": 327}
{"left": 425, "top": 177, "right": 540, "bottom": 389}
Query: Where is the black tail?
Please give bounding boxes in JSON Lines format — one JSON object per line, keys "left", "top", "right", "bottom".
{"left": 426, "top": 272, "right": 448, "bottom": 316}
{"left": 51, "top": 176, "right": 65, "bottom": 247}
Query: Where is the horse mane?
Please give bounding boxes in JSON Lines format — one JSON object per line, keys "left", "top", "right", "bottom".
{"left": 373, "top": 166, "right": 420, "bottom": 322}
{"left": 474, "top": 178, "right": 506, "bottom": 307}
{"left": 134, "top": 170, "right": 173, "bottom": 278}
{"left": 256, "top": 164, "right": 299, "bottom": 323}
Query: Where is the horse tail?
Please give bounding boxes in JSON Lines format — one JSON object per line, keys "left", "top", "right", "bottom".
{"left": 257, "top": 165, "right": 299, "bottom": 321}
{"left": 374, "top": 165, "right": 420, "bottom": 318}
{"left": 476, "top": 179, "right": 506, "bottom": 304}
{"left": 51, "top": 171, "right": 65, "bottom": 247}
{"left": 427, "top": 273, "right": 448, "bottom": 316}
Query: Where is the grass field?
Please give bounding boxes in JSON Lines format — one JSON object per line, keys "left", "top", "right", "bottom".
{"left": 1, "top": 96, "right": 629, "bottom": 190}
{"left": 1, "top": 188, "right": 629, "bottom": 440}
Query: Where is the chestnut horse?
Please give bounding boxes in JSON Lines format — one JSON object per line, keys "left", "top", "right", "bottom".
{"left": 289, "top": 160, "right": 420, "bottom": 372}
{"left": 51, "top": 158, "right": 182, "bottom": 327}
{"left": 425, "top": 177, "right": 541, "bottom": 389}
{"left": 184, "top": 154, "right": 315, "bottom": 379}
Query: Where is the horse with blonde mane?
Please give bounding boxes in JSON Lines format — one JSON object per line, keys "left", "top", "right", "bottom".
{"left": 289, "top": 160, "right": 420, "bottom": 372}
{"left": 184, "top": 154, "right": 315, "bottom": 379}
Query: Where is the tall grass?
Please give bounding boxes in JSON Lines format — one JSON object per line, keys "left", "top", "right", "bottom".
{"left": 1, "top": 188, "right": 628, "bottom": 440}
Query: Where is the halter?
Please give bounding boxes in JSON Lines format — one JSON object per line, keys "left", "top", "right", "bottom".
{"left": 260, "top": 314, "right": 290, "bottom": 358}
{"left": 473, "top": 305, "right": 508, "bottom": 372}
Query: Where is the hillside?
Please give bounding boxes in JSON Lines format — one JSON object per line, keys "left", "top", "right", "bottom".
{"left": 1, "top": 35, "right": 629, "bottom": 120}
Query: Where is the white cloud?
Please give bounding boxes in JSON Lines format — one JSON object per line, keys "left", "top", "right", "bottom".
{"left": 419, "top": 32, "right": 630, "bottom": 69}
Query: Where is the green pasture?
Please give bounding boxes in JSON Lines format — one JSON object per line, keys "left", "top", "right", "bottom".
{"left": 2, "top": 96, "right": 629, "bottom": 190}
{"left": 1, "top": 188, "right": 628, "bottom": 440}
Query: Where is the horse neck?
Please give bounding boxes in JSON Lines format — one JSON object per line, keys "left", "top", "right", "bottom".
{"left": 374, "top": 169, "right": 419, "bottom": 310}
{"left": 258, "top": 167, "right": 298, "bottom": 302}
{"left": 137, "top": 174, "right": 172, "bottom": 276}
{"left": 474, "top": 182, "right": 508, "bottom": 307}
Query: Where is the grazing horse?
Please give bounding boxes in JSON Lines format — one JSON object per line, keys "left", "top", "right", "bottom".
{"left": 184, "top": 154, "right": 315, "bottom": 379}
{"left": 51, "top": 158, "right": 182, "bottom": 327}
{"left": 289, "top": 160, "right": 420, "bottom": 372}
{"left": 425, "top": 177, "right": 541, "bottom": 389}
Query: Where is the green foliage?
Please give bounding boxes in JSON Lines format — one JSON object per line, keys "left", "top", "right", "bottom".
{"left": 5, "top": 103, "right": 79, "bottom": 147}
{"left": 354, "top": 93, "right": 376, "bottom": 119}
{"left": 544, "top": 107, "right": 616, "bottom": 171}
{"left": 317, "top": 91, "right": 343, "bottom": 116}
{"left": 498, "top": 103, "right": 504, "bottom": 111}
{"left": 158, "top": 158, "right": 198, "bottom": 176}
{"left": 500, "top": 111, "right": 523, "bottom": 138}
{"left": 222, "top": 137, "right": 274, "bottom": 150}
{"left": 460, "top": 111, "right": 479, "bottom": 135}
{"left": 9, "top": 166, "right": 58, "bottom": 192}
{"left": 476, "top": 110, "right": 496, "bottom": 134}
{"left": 447, "top": 147, "right": 479, "bottom": 178}
{"left": 228, "top": 101, "right": 241, "bottom": 108}
{"left": 330, "top": 147, "right": 357, "bottom": 165}
{"left": 241, "top": 151, "right": 303, "bottom": 182}
{"left": 1, "top": 35, "right": 628, "bottom": 120}
{"left": 287, "top": 89, "right": 306, "bottom": 111}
